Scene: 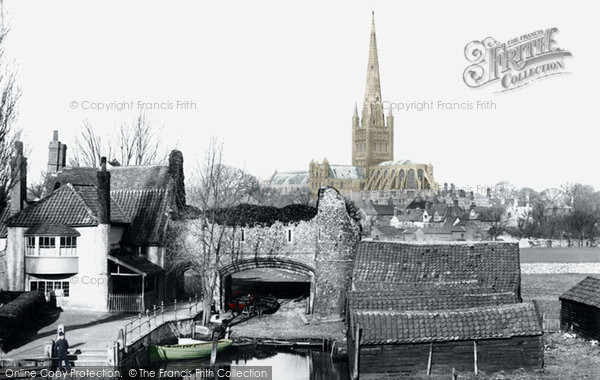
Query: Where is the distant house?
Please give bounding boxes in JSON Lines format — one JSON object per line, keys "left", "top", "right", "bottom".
{"left": 2, "top": 131, "right": 186, "bottom": 311}
{"left": 346, "top": 241, "right": 543, "bottom": 378}
{"left": 560, "top": 276, "right": 600, "bottom": 340}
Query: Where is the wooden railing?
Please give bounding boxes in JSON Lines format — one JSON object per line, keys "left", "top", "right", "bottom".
{"left": 119, "top": 295, "right": 202, "bottom": 347}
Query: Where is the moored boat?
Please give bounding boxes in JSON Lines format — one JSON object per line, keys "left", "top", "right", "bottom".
{"left": 227, "top": 292, "right": 254, "bottom": 313}
{"left": 150, "top": 339, "right": 233, "bottom": 361}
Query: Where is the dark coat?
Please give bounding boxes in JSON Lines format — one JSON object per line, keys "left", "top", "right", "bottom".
{"left": 55, "top": 339, "right": 69, "bottom": 357}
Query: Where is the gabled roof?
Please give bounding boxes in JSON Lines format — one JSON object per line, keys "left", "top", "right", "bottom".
{"left": 560, "top": 276, "right": 600, "bottom": 309}
{"left": 394, "top": 209, "right": 424, "bottom": 222}
{"left": 352, "top": 241, "right": 521, "bottom": 296}
{"left": 112, "top": 188, "right": 171, "bottom": 245}
{"left": 6, "top": 184, "right": 130, "bottom": 227}
{"left": 352, "top": 302, "right": 542, "bottom": 345}
{"left": 269, "top": 171, "right": 309, "bottom": 186}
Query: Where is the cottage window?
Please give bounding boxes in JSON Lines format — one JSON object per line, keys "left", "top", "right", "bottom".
{"left": 39, "top": 236, "right": 56, "bottom": 256}
{"left": 287, "top": 229, "right": 293, "bottom": 243}
{"left": 26, "top": 236, "right": 36, "bottom": 255}
{"left": 30, "top": 280, "right": 70, "bottom": 297}
{"left": 60, "top": 236, "right": 77, "bottom": 256}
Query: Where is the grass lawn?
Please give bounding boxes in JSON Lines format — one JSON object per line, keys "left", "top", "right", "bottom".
{"left": 520, "top": 247, "right": 600, "bottom": 263}
{"left": 521, "top": 273, "right": 588, "bottom": 322}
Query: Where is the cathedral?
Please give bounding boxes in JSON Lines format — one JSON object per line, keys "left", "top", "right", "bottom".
{"left": 269, "top": 13, "right": 439, "bottom": 200}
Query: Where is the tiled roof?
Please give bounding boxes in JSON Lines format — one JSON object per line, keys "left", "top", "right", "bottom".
{"left": 348, "top": 290, "right": 519, "bottom": 311}
{"left": 353, "top": 302, "right": 542, "bottom": 344}
{"left": 112, "top": 188, "right": 171, "bottom": 245}
{"left": 352, "top": 241, "right": 521, "bottom": 295}
{"left": 328, "top": 165, "right": 366, "bottom": 180}
{"left": 44, "top": 165, "right": 171, "bottom": 193}
{"left": 394, "top": 210, "right": 424, "bottom": 222}
{"left": 560, "top": 276, "right": 600, "bottom": 309}
{"left": 269, "top": 171, "right": 309, "bottom": 186}
{"left": 372, "top": 225, "right": 403, "bottom": 237}
{"left": 25, "top": 224, "right": 80, "bottom": 236}
{"left": 6, "top": 184, "right": 131, "bottom": 227}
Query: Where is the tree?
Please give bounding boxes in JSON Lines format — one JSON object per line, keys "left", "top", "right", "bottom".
{"left": 0, "top": 17, "right": 21, "bottom": 209}
{"left": 70, "top": 111, "right": 165, "bottom": 167}
{"left": 487, "top": 206, "right": 509, "bottom": 241}
{"left": 167, "top": 139, "right": 256, "bottom": 324}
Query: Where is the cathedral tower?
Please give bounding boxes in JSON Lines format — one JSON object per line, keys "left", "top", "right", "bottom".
{"left": 352, "top": 12, "right": 394, "bottom": 177}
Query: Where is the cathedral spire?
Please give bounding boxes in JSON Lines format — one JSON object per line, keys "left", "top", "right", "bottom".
{"left": 364, "top": 11, "right": 382, "bottom": 105}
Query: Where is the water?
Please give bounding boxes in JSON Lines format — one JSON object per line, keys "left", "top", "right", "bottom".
{"left": 152, "top": 346, "right": 348, "bottom": 380}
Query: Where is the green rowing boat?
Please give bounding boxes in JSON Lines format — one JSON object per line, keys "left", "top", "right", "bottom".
{"left": 150, "top": 339, "right": 233, "bottom": 361}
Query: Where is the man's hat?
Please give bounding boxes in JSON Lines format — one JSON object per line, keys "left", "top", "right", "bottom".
{"left": 58, "top": 331, "right": 65, "bottom": 336}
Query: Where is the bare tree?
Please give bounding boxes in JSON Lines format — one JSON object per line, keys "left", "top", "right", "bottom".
{"left": 70, "top": 111, "right": 165, "bottom": 167}
{"left": 0, "top": 15, "right": 21, "bottom": 208}
{"left": 167, "top": 138, "right": 256, "bottom": 324}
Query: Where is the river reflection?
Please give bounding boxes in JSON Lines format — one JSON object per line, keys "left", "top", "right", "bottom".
{"left": 152, "top": 346, "right": 348, "bottom": 380}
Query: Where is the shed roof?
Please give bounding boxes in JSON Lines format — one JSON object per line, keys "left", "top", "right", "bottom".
{"left": 353, "top": 302, "right": 542, "bottom": 344}
{"left": 560, "top": 276, "right": 600, "bottom": 309}
{"left": 269, "top": 171, "right": 309, "bottom": 186}
{"left": 352, "top": 241, "right": 521, "bottom": 296}
{"left": 348, "top": 290, "right": 519, "bottom": 312}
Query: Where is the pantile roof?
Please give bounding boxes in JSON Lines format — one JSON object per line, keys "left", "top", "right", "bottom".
{"left": 353, "top": 302, "right": 542, "bottom": 344}
{"left": 352, "top": 241, "right": 521, "bottom": 296}
{"left": 6, "top": 184, "right": 130, "bottom": 227}
{"left": 560, "top": 276, "right": 600, "bottom": 309}
{"left": 0, "top": 204, "right": 9, "bottom": 238}
{"left": 112, "top": 188, "right": 172, "bottom": 245}
{"left": 348, "top": 290, "right": 519, "bottom": 311}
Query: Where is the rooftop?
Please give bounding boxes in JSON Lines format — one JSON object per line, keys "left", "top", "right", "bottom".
{"left": 560, "top": 276, "right": 600, "bottom": 309}
{"left": 269, "top": 171, "right": 309, "bottom": 186}
{"left": 352, "top": 302, "right": 542, "bottom": 344}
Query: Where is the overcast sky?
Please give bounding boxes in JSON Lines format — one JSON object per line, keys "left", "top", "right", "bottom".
{"left": 3, "top": 1, "right": 598, "bottom": 192}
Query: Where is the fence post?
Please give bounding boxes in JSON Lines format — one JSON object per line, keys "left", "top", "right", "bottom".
{"left": 161, "top": 301, "right": 165, "bottom": 324}
{"left": 146, "top": 309, "right": 151, "bottom": 331}
{"left": 195, "top": 293, "right": 198, "bottom": 313}
{"left": 189, "top": 297, "right": 192, "bottom": 316}
{"left": 153, "top": 305, "right": 157, "bottom": 327}
{"left": 138, "top": 313, "right": 142, "bottom": 338}
{"left": 174, "top": 299, "right": 178, "bottom": 321}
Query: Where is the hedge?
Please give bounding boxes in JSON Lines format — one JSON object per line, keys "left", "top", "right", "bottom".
{"left": 0, "top": 291, "right": 47, "bottom": 348}
{"left": 211, "top": 204, "right": 318, "bottom": 227}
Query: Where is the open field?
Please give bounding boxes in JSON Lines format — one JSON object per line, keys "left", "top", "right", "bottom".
{"left": 520, "top": 247, "right": 600, "bottom": 263}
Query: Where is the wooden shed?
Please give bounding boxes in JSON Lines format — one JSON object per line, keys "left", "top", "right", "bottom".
{"left": 560, "top": 276, "right": 600, "bottom": 339}
{"left": 348, "top": 303, "right": 544, "bottom": 378}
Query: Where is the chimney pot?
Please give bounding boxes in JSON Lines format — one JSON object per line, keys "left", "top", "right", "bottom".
{"left": 53, "top": 130, "right": 59, "bottom": 141}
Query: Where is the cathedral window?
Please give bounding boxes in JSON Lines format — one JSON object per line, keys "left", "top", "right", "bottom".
{"left": 379, "top": 143, "right": 382, "bottom": 152}
{"left": 385, "top": 143, "right": 388, "bottom": 152}
{"left": 373, "top": 143, "right": 377, "bottom": 151}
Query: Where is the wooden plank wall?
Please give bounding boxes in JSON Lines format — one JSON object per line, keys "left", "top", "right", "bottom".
{"left": 358, "top": 335, "right": 543, "bottom": 378}
{"left": 561, "top": 300, "right": 600, "bottom": 340}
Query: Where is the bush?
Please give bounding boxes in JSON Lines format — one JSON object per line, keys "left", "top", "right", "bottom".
{"left": 211, "top": 203, "right": 318, "bottom": 227}
{"left": 0, "top": 291, "right": 24, "bottom": 305}
{"left": 0, "top": 291, "right": 47, "bottom": 348}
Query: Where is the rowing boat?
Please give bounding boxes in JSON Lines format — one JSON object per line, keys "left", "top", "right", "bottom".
{"left": 149, "top": 339, "right": 233, "bottom": 361}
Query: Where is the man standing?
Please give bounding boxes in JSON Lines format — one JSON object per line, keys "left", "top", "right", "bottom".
{"left": 55, "top": 332, "right": 70, "bottom": 372}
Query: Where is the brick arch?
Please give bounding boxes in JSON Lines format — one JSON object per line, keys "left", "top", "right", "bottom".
{"left": 218, "top": 257, "right": 316, "bottom": 313}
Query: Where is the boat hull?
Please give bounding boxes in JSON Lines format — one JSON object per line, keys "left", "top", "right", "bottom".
{"left": 150, "top": 339, "right": 233, "bottom": 361}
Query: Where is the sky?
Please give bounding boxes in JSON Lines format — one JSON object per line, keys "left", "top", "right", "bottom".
{"left": 2, "top": 0, "right": 599, "bottom": 192}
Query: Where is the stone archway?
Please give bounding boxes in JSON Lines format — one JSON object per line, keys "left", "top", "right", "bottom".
{"left": 218, "top": 257, "right": 316, "bottom": 313}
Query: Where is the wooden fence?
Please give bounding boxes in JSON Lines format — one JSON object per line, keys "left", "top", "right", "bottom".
{"left": 108, "top": 293, "right": 143, "bottom": 312}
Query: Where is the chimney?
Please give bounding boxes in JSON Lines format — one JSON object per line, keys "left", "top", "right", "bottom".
{"left": 96, "top": 157, "right": 111, "bottom": 224}
{"left": 47, "top": 130, "right": 67, "bottom": 173}
{"left": 168, "top": 150, "right": 186, "bottom": 211}
{"left": 450, "top": 183, "right": 455, "bottom": 194}
{"left": 9, "top": 141, "right": 27, "bottom": 215}
{"left": 486, "top": 187, "right": 492, "bottom": 198}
